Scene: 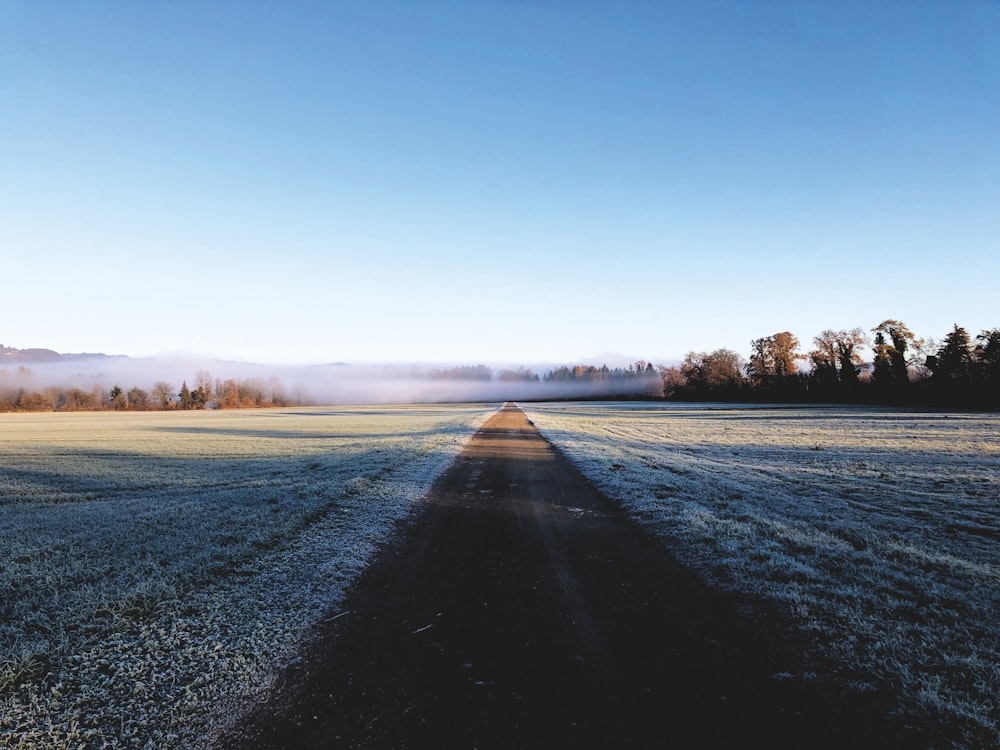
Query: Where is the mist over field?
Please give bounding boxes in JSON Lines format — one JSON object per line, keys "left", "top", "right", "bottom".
{"left": 0, "top": 355, "right": 662, "bottom": 406}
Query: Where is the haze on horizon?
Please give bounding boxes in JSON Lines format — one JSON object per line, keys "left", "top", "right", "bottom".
{"left": 1, "top": 351, "right": 666, "bottom": 406}
{"left": 3, "top": 2, "right": 997, "bottom": 367}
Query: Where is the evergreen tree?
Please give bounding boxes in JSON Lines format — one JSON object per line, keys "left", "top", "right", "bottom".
{"left": 179, "top": 381, "right": 194, "bottom": 410}
{"left": 934, "top": 325, "right": 974, "bottom": 384}
{"left": 109, "top": 384, "right": 126, "bottom": 410}
{"left": 871, "top": 331, "right": 893, "bottom": 393}
{"left": 973, "top": 329, "right": 1000, "bottom": 407}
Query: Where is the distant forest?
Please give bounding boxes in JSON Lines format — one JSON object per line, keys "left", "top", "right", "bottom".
{"left": 657, "top": 320, "right": 1000, "bottom": 410}
{"left": 2, "top": 319, "right": 998, "bottom": 411}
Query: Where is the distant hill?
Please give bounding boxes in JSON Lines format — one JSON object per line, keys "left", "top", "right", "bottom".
{"left": 0, "top": 344, "right": 119, "bottom": 364}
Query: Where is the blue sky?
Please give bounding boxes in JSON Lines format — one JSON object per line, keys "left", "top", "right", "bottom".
{"left": 3, "top": 1, "right": 998, "bottom": 368}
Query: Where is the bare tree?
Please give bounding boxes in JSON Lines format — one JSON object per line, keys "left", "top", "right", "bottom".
{"left": 195, "top": 370, "right": 214, "bottom": 406}
{"left": 152, "top": 381, "right": 173, "bottom": 410}
{"left": 127, "top": 387, "right": 150, "bottom": 410}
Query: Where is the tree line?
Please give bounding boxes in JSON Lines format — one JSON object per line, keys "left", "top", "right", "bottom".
{"left": 661, "top": 320, "right": 1000, "bottom": 409}
{"left": 542, "top": 361, "right": 664, "bottom": 398}
{"left": 0, "top": 370, "right": 297, "bottom": 413}
{"left": 2, "top": 320, "right": 997, "bottom": 411}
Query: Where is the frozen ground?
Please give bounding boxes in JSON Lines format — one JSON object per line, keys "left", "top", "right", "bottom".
{"left": 523, "top": 402, "right": 999, "bottom": 748}
{"left": 0, "top": 405, "right": 494, "bottom": 748}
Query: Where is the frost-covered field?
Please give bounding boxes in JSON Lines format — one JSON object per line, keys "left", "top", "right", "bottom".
{"left": 0, "top": 405, "right": 494, "bottom": 748}
{"left": 523, "top": 402, "right": 999, "bottom": 748}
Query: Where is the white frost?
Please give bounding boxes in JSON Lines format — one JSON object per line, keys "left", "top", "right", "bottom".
{"left": 523, "top": 401, "right": 999, "bottom": 748}
{"left": 0, "top": 404, "right": 494, "bottom": 748}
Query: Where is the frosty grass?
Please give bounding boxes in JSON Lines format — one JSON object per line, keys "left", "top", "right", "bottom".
{"left": 3, "top": 402, "right": 997, "bottom": 748}
{"left": 0, "top": 405, "right": 494, "bottom": 748}
{"left": 523, "top": 402, "right": 998, "bottom": 749}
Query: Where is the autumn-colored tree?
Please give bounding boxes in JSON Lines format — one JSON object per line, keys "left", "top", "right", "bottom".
{"left": 746, "top": 332, "right": 802, "bottom": 389}
{"left": 215, "top": 378, "right": 240, "bottom": 409}
{"left": 658, "top": 365, "right": 686, "bottom": 399}
{"left": 809, "top": 333, "right": 839, "bottom": 388}
{"left": 681, "top": 349, "right": 745, "bottom": 397}
{"left": 810, "top": 328, "right": 867, "bottom": 390}
{"left": 17, "top": 391, "right": 53, "bottom": 411}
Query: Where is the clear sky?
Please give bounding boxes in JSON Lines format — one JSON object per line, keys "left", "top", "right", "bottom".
{"left": 3, "top": 1, "right": 998, "bottom": 368}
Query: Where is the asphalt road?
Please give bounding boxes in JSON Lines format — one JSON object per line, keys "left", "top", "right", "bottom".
{"left": 215, "top": 403, "right": 910, "bottom": 749}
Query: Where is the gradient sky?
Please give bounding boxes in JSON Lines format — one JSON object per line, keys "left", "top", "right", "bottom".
{"left": 3, "top": 1, "right": 998, "bottom": 367}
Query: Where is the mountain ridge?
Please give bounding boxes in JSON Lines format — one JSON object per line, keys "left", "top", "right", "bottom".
{"left": 1, "top": 344, "right": 123, "bottom": 364}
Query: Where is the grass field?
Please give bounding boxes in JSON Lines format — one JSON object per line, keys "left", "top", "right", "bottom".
{"left": 2, "top": 402, "right": 997, "bottom": 748}
{"left": 0, "top": 405, "right": 494, "bottom": 748}
{"left": 523, "top": 402, "right": 999, "bottom": 749}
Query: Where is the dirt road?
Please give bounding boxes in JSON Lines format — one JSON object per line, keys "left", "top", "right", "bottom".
{"left": 216, "top": 404, "right": 908, "bottom": 749}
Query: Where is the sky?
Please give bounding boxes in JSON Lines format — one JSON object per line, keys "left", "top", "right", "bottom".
{"left": 2, "top": 1, "right": 998, "bottom": 369}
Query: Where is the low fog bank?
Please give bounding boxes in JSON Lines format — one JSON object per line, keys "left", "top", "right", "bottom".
{"left": 315, "top": 374, "right": 664, "bottom": 405}
{"left": 0, "top": 357, "right": 664, "bottom": 407}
